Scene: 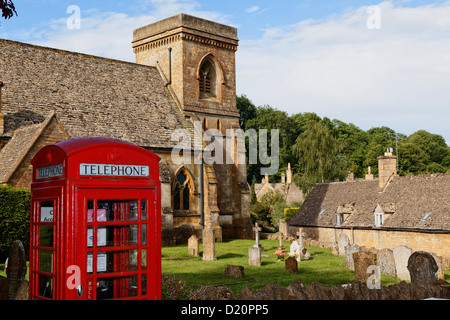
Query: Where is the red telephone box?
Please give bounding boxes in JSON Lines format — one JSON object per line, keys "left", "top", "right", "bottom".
{"left": 29, "top": 137, "right": 161, "bottom": 300}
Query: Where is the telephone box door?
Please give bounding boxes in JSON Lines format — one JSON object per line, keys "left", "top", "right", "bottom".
{"left": 30, "top": 186, "right": 63, "bottom": 300}
{"left": 75, "top": 187, "right": 160, "bottom": 300}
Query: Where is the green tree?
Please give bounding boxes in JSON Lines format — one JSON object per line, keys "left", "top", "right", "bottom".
{"left": 236, "top": 94, "right": 257, "bottom": 130}
{"left": 293, "top": 120, "right": 345, "bottom": 190}
{"left": 245, "top": 105, "right": 297, "bottom": 183}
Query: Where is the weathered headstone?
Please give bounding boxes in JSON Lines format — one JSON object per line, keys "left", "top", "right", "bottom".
{"left": 407, "top": 251, "right": 438, "bottom": 285}
{"left": 331, "top": 241, "right": 339, "bottom": 256}
{"left": 202, "top": 225, "right": 216, "bottom": 261}
{"left": 393, "top": 246, "right": 413, "bottom": 281}
{"left": 353, "top": 251, "right": 377, "bottom": 283}
{"left": 248, "top": 246, "right": 262, "bottom": 266}
{"left": 302, "top": 248, "right": 311, "bottom": 260}
{"left": 337, "top": 233, "right": 350, "bottom": 257}
{"left": 6, "top": 240, "right": 27, "bottom": 300}
{"left": 253, "top": 223, "right": 263, "bottom": 250}
{"left": 377, "top": 248, "right": 396, "bottom": 277}
{"left": 289, "top": 240, "right": 301, "bottom": 262}
{"left": 285, "top": 257, "right": 298, "bottom": 274}
{"left": 188, "top": 235, "right": 199, "bottom": 257}
{"left": 224, "top": 265, "right": 244, "bottom": 278}
{"left": 345, "top": 244, "right": 361, "bottom": 270}
{"left": 14, "top": 280, "right": 28, "bottom": 300}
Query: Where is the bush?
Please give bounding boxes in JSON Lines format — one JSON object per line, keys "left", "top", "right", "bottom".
{"left": 0, "top": 185, "right": 31, "bottom": 261}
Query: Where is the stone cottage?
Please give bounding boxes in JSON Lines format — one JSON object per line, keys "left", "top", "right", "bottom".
{"left": 254, "top": 163, "right": 303, "bottom": 204}
{"left": 0, "top": 13, "right": 253, "bottom": 244}
{"left": 289, "top": 149, "right": 450, "bottom": 259}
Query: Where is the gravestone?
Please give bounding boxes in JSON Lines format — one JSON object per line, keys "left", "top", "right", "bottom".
{"left": 202, "top": 225, "right": 217, "bottom": 261}
{"left": 353, "top": 251, "right": 377, "bottom": 283}
{"left": 377, "top": 248, "right": 396, "bottom": 277}
{"left": 224, "top": 265, "right": 245, "bottom": 278}
{"left": 285, "top": 257, "right": 298, "bottom": 274}
{"left": 393, "top": 246, "right": 413, "bottom": 281}
{"left": 332, "top": 241, "right": 339, "bottom": 256}
{"left": 345, "top": 244, "right": 361, "bottom": 270}
{"left": 253, "top": 223, "right": 263, "bottom": 250}
{"left": 6, "top": 240, "right": 27, "bottom": 300}
{"left": 302, "top": 248, "right": 311, "bottom": 260}
{"left": 289, "top": 240, "right": 301, "bottom": 262}
{"left": 337, "top": 233, "right": 350, "bottom": 257}
{"left": 407, "top": 251, "right": 438, "bottom": 285}
{"left": 248, "top": 246, "right": 262, "bottom": 267}
{"left": 188, "top": 235, "right": 199, "bottom": 257}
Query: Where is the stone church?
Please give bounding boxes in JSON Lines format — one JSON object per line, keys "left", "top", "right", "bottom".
{"left": 0, "top": 13, "right": 253, "bottom": 244}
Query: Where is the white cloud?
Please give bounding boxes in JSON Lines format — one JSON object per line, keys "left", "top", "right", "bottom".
{"left": 246, "top": 6, "right": 260, "bottom": 14}
{"left": 236, "top": 1, "right": 450, "bottom": 142}
{"left": 11, "top": 0, "right": 230, "bottom": 62}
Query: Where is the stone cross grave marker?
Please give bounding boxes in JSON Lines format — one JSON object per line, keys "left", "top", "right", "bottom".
{"left": 296, "top": 229, "right": 304, "bottom": 251}
{"left": 275, "top": 232, "right": 287, "bottom": 256}
{"left": 253, "top": 223, "right": 263, "bottom": 250}
{"left": 248, "top": 246, "right": 262, "bottom": 266}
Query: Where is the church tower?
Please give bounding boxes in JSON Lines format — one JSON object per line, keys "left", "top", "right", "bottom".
{"left": 132, "top": 13, "right": 240, "bottom": 122}
{"left": 132, "top": 14, "right": 252, "bottom": 239}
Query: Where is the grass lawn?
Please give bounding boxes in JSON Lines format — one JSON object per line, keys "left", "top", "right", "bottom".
{"left": 162, "top": 238, "right": 403, "bottom": 295}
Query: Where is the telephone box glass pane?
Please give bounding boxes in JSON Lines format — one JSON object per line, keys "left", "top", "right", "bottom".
{"left": 141, "top": 224, "right": 147, "bottom": 245}
{"left": 141, "top": 200, "right": 147, "bottom": 221}
{"left": 40, "top": 201, "right": 54, "bottom": 223}
{"left": 39, "top": 226, "right": 53, "bottom": 247}
{"left": 39, "top": 250, "right": 53, "bottom": 273}
{"left": 38, "top": 275, "right": 53, "bottom": 299}
{"left": 97, "top": 200, "right": 139, "bottom": 222}
{"left": 96, "top": 275, "right": 138, "bottom": 300}
{"left": 88, "top": 250, "right": 139, "bottom": 274}
{"left": 141, "top": 249, "right": 147, "bottom": 269}
{"left": 102, "top": 225, "right": 138, "bottom": 247}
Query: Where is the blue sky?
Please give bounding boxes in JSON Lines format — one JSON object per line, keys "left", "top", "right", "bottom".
{"left": 1, "top": 0, "right": 450, "bottom": 143}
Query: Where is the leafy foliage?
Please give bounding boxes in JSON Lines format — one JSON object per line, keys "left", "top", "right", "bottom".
{"left": 0, "top": 0, "right": 17, "bottom": 23}
{"left": 238, "top": 95, "right": 450, "bottom": 195}
{"left": 0, "top": 185, "right": 30, "bottom": 261}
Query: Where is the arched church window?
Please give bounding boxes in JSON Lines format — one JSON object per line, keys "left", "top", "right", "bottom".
{"left": 173, "top": 170, "right": 191, "bottom": 211}
{"left": 199, "top": 59, "right": 217, "bottom": 99}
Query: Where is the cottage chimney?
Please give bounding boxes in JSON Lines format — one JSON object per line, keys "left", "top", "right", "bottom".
{"left": 0, "top": 81, "right": 4, "bottom": 135}
{"left": 286, "top": 163, "right": 292, "bottom": 184}
{"left": 377, "top": 148, "right": 397, "bottom": 191}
